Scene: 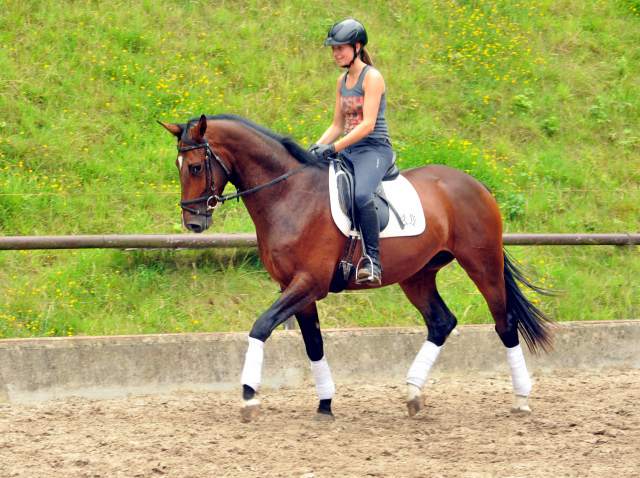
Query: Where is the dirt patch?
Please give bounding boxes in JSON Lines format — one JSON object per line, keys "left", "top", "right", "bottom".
{"left": 0, "top": 368, "right": 639, "bottom": 477}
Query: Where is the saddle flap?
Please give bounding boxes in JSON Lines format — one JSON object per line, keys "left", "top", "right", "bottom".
{"left": 336, "top": 172, "right": 352, "bottom": 219}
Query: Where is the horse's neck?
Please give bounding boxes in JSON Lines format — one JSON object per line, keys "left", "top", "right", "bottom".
{"left": 212, "top": 125, "right": 296, "bottom": 192}
{"left": 210, "top": 124, "right": 325, "bottom": 233}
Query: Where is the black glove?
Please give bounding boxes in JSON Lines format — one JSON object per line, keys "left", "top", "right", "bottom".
{"left": 309, "top": 143, "right": 335, "bottom": 160}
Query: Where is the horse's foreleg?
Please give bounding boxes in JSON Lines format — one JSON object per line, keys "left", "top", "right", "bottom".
{"left": 296, "top": 302, "right": 336, "bottom": 422}
{"left": 240, "top": 275, "right": 317, "bottom": 423}
{"left": 240, "top": 337, "right": 264, "bottom": 422}
{"left": 400, "top": 269, "right": 457, "bottom": 417}
{"left": 406, "top": 341, "right": 442, "bottom": 416}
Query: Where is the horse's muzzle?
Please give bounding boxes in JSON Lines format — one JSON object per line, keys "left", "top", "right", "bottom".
{"left": 185, "top": 215, "right": 210, "bottom": 233}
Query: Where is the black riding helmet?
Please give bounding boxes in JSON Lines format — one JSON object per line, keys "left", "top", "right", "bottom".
{"left": 324, "top": 18, "right": 368, "bottom": 68}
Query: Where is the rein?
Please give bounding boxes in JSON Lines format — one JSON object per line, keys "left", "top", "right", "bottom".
{"left": 177, "top": 137, "right": 309, "bottom": 217}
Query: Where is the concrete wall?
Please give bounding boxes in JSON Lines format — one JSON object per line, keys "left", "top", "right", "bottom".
{"left": 1, "top": 321, "right": 639, "bottom": 403}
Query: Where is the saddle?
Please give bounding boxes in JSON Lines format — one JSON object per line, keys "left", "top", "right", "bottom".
{"left": 333, "top": 152, "right": 402, "bottom": 233}
{"left": 329, "top": 153, "right": 405, "bottom": 293}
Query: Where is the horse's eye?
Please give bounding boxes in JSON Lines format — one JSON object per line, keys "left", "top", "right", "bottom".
{"left": 191, "top": 164, "right": 203, "bottom": 174}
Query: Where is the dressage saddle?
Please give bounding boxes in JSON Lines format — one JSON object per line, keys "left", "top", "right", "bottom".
{"left": 329, "top": 152, "right": 404, "bottom": 293}
{"left": 333, "top": 151, "right": 401, "bottom": 233}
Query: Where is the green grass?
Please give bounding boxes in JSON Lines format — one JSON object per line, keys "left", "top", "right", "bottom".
{"left": 0, "top": 0, "right": 638, "bottom": 338}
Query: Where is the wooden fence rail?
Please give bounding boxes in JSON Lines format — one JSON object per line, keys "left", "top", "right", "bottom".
{"left": 0, "top": 233, "right": 639, "bottom": 251}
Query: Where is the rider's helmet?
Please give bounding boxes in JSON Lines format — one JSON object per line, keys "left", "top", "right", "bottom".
{"left": 324, "top": 18, "right": 368, "bottom": 67}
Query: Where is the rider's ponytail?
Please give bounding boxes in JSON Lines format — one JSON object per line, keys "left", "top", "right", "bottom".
{"left": 360, "top": 47, "right": 373, "bottom": 66}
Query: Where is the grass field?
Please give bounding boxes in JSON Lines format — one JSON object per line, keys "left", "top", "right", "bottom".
{"left": 0, "top": 0, "right": 638, "bottom": 338}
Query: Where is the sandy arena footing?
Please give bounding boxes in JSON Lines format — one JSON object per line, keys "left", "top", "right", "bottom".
{"left": 0, "top": 367, "right": 639, "bottom": 477}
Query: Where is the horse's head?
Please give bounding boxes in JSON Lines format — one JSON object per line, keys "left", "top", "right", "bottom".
{"left": 159, "top": 115, "right": 230, "bottom": 233}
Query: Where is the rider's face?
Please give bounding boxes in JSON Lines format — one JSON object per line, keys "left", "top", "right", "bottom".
{"left": 332, "top": 43, "right": 359, "bottom": 67}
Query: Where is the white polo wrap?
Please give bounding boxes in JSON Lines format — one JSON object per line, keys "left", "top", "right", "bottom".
{"left": 240, "top": 337, "right": 264, "bottom": 391}
{"left": 406, "top": 341, "right": 442, "bottom": 389}
{"left": 311, "top": 356, "right": 336, "bottom": 400}
{"left": 506, "top": 344, "right": 532, "bottom": 396}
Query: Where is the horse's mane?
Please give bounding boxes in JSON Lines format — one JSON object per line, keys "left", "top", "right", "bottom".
{"left": 182, "top": 114, "right": 330, "bottom": 169}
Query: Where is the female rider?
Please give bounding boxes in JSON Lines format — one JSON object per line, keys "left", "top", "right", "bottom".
{"left": 310, "top": 18, "right": 393, "bottom": 287}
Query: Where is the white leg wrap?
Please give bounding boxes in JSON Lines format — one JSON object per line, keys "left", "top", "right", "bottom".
{"left": 240, "top": 337, "right": 264, "bottom": 391}
{"left": 506, "top": 344, "right": 532, "bottom": 397}
{"left": 406, "top": 341, "right": 442, "bottom": 389}
{"left": 311, "top": 356, "right": 335, "bottom": 400}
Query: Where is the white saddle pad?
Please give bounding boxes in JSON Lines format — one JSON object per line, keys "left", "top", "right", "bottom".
{"left": 329, "top": 162, "right": 426, "bottom": 239}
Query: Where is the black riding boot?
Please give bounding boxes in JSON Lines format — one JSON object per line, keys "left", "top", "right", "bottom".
{"left": 356, "top": 199, "right": 382, "bottom": 286}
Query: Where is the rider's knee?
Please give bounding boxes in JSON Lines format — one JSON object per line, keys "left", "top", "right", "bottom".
{"left": 354, "top": 190, "right": 373, "bottom": 210}
{"left": 355, "top": 196, "right": 372, "bottom": 211}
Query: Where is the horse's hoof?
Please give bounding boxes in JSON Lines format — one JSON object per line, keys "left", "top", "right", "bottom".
{"left": 313, "top": 411, "right": 335, "bottom": 422}
{"left": 406, "top": 396, "right": 425, "bottom": 417}
{"left": 406, "top": 383, "right": 425, "bottom": 417}
{"left": 240, "top": 398, "right": 261, "bottom": 423}
{"left": 511, "top": 395, "right": 532, "bottom": 415}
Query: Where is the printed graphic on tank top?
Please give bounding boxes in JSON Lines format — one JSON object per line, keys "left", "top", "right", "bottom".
{"left": 340, "top": 65, "right": 390, "bottom": 141}
{"left": 342, "top": 95, "right": 364, "bottom": 134}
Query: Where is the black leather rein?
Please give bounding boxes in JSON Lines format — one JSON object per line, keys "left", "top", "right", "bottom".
{"left": 177, "top": 138, "right": 309, "bottom": 217}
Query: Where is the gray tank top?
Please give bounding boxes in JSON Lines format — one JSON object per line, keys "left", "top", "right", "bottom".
{"left": 340, "top": 65, "right": 390, "bottom": 141}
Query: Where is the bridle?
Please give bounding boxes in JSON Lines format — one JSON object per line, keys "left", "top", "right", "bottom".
{"left": 177, "top": 135, "right": 230, "bottom": 217}
{"left": 177, "top": 135, "right": 309, "bottom": 217}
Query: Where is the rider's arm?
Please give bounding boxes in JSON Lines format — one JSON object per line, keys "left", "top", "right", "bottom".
{"left": 333, "top": 69, "right": 385, "bottom": 152}
{"left": 317, "top": 75, "right": 347, "bottom": 145}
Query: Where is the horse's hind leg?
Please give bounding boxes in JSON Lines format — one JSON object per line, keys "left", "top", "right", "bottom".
{"left": 296, "top": 302, "right": 336, "bottom": 422}
{"left": 400, "top": 265, "right": 457, "bottom": 416}
{"left": 455, "top": 249, "right": 537, "bottom": 414}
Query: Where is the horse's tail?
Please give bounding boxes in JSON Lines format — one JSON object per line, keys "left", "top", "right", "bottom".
{"left": 503, "top": 250, "right": 555, "bottom": 355}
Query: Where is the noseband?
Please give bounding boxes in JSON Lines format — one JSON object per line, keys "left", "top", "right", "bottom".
{"left": 177, "top": 137, "right": 309, "bottom": 217}
{"left": 177, "top": 137, "right": 231, "bottom": 217}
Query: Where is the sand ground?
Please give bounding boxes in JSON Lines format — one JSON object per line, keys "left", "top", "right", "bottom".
{"left": 1, "top": 367, "right": 639, "bottom": 478}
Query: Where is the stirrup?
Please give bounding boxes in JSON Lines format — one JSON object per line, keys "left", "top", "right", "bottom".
{"left": 355, "top": 257, "right": 381, "bottom": 286}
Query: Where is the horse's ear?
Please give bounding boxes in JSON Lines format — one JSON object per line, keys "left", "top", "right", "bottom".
{"left": 197, "top": 114, "right": 208, "bottom": 138}
{"left": 158, "top": 121, "right": 182, "bottom": 138}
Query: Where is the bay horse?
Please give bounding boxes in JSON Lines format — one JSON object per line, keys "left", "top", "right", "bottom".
{"left": 159, "top": 114, "right": 553, "bottom": 423}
